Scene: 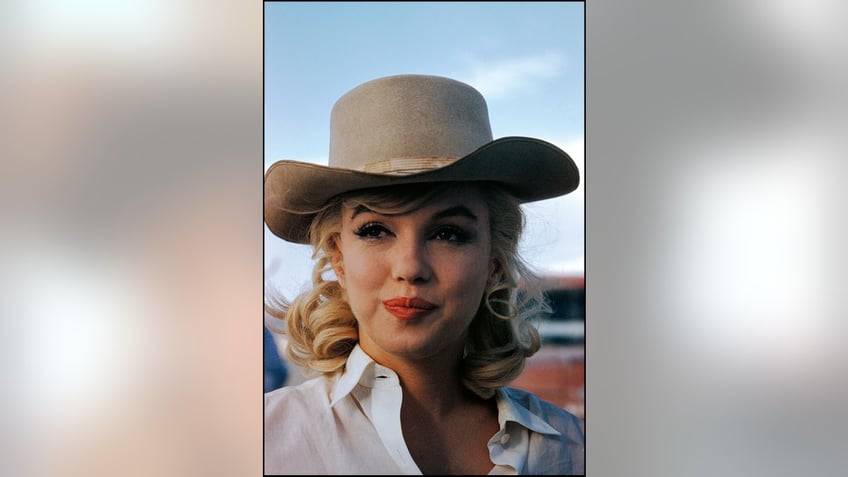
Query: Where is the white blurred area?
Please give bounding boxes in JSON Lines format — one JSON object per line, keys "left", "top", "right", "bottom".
{"left": 662, "top": 130, "right": 837, "bottom": 369}
{"left": 588, "top": 1, "right": 848, "bottom": 476}
{"left": 3, "top": 1, "right": 262, "bottom": 476}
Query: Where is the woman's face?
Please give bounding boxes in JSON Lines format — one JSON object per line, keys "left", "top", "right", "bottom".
{"left": 334, "top": 185, "right": 492, "bottom": 364}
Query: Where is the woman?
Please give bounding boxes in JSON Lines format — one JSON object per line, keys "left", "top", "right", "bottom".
{"left": 264, "top": 74, "right": 584, "bottom": 474}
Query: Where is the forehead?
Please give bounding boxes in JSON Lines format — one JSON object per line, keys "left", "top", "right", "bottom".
{"left": 342, "top": 183, "right": 490, "bottom": 217}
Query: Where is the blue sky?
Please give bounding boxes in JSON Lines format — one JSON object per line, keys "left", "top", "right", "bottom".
{"left": 264, "top": 2, "right": 585, "bottom": 298}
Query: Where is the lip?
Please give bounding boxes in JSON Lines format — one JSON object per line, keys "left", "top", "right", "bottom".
{"left": 382, "top": 297, "right": 437, "bottom": 320}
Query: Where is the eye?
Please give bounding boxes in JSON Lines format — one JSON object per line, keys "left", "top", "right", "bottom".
{"left": 433, "top": 226, "right": 470, "bottom": 243}
{"left": 353, "top": 222, "right": 391, "bottom": 240}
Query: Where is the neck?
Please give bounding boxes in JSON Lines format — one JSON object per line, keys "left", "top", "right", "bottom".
{"left": 391, "top": 354, "right": 489, "bottom": 419}
{"left": 365, "top": 345, "right": 477, "bottom": 415}
{"left": 402, "top": 367, "right": 468, "bottom": 414}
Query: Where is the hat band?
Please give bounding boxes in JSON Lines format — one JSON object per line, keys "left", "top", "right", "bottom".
{"left": 361, "top": 157, "right": 457, "bottom": 175}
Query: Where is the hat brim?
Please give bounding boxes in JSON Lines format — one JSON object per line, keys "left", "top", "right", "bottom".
{"left": 264, "top": 136, "right": 579, "bottom": 244}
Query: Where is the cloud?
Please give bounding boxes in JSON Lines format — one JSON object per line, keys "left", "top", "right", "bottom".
{"left": 465, "top": 52, "right": 566, "bottom": 100}
{"left": 518, "top": 135, "right": 584, "bottom": 276}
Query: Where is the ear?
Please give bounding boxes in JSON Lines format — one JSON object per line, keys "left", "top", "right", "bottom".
{"left": 332, "top": 255, "right": 346, "bottom": 287}
{"left": 329, "top": 235, "right": 346, "bottom": 288}
{"left": 487, "top": 260, "right": 502, "bottom": 286}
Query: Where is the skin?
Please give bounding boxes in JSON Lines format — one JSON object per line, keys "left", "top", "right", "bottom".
{"left": 332, "top": 185, "right": 500, "bottom": 474}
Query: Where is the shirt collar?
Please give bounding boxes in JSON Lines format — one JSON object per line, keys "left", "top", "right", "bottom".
{"left": 331, "top": 345, "right": 562, "bottom": 439}
{"left": 330, "top": 344, "right": 379, "bottom": 406}
{"left": 495, "top": 387, "right": 562, "bottom": 436}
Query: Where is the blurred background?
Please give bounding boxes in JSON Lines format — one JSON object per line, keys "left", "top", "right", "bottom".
{"left": 3, "top": 1, "right": 847, "bottom": 476}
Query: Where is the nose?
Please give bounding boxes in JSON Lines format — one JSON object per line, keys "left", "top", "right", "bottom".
{"left": 391, "top": 237, "right": 432, "bottom": 284}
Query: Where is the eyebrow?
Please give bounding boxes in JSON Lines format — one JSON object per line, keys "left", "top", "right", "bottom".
{"left": 432, "top": 205, "right": 478, "bottom": 222}
{"left": 350, "top": 205, "right": 374, "bottom": 220}
{"left": 349, "top": 204, "right": 479, "bottom": 222}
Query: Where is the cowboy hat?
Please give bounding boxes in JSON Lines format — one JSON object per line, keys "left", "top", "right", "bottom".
{"left": 264, "top": 74, "right": 579, "bottom": 244}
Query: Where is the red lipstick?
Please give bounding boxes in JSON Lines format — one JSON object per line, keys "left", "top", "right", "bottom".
{"left": 382, "top": 297, "right": 437, "bottom": 320}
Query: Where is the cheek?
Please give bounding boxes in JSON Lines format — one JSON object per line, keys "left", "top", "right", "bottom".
{"left": 336, "top": 245, "right": 385, "bottom": 292}
{"left": 341, "top": 255, "right": 369, "bottom": 286}
{"left": 442, "top": 252, "right": 491, "bottom": 298}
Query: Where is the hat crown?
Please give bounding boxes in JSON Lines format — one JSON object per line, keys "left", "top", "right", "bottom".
{"left": 265, "top": 73, "right": 579, "bottom": 244}
{"left": 329, "top": 75, "right": 494, "bottom": 175}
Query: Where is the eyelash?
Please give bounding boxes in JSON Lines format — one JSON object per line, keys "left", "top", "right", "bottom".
{"left": 432, "top": 225, "right": 471, "bottom": 243}
{"left": 353, "top": 223, "right": 471, "bottom": 243}
{"left": 353, "top": 222, "right": 389, "bottom": 239}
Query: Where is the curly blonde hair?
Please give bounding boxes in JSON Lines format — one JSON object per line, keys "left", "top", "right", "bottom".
{"left": 265, "top": 182, "right": 549, "bottom": 399}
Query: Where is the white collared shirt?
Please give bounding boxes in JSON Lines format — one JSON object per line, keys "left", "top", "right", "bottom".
{"left": 265, "top": 345, "right": 585, "bottom": 475}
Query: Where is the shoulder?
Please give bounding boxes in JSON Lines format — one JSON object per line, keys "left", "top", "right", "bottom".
{"left": 265, "top": 375, "right": 331, "bottom": 403}
{"left": 265, "top": 376, "right": 338, "bottom": 453}
{"left": 502, "top": 386, "right": 585, "bottom": 441}
{"left": 265, "top": 376, "right": 333, "bottom": 420}
{"left": 502, "top": 387, "right": 585, "bottom": 474}
{"left": 264, "top": 376, "right": 341, "bottom": 473}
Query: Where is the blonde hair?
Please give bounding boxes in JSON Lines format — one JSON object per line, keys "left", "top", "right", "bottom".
{"left": 265, "top": 182, "right": 549, "bottom": 399}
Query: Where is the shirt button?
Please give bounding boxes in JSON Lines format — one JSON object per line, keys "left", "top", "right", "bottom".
{"left": 499, "top": 433, "right": 510, "bottom": 445}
